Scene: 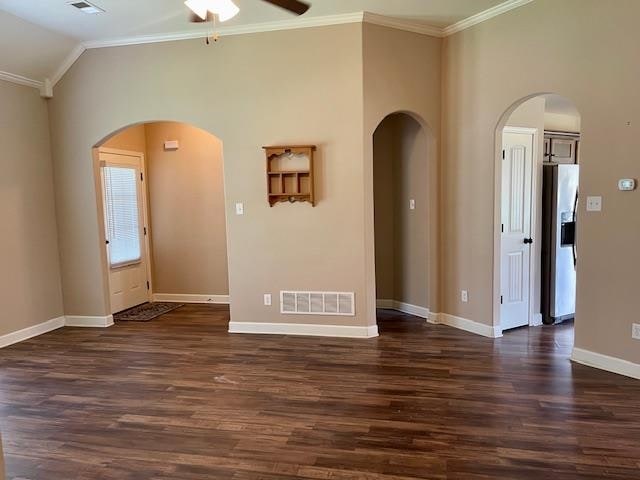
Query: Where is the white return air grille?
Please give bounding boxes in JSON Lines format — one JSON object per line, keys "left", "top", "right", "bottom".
{"left": 280, "top": 291, "right": 355, "bottom": 316}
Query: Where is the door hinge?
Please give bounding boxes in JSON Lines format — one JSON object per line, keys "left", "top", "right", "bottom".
{"left": 146, "top": 281, "right": 150, "bottom": 290}
{"left": 502, "top": 149, "right": 506, "bottom": 160}
{"left": 140, "top": 172, "right": 144, "bottom": 181}
{"left": 501, "top": 223, "right": 504, "bottom": 233}
{"left": 144, "top": 227, "right": 147, "bottom": 236}
{"left": 500, "top": 295, "right": 503, "bottom": 305}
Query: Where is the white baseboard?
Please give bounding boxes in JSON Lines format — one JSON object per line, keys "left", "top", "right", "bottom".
{"left": 427, "top": 312, "right": 440, "bottom": 324}
{"left": 376, "top": 299, "right": 394, "bottom": 309}
{"left": 152, "top": 293, "right": 230, "bottom": 304}
{"left": 430, "top": 313, "right": 503, "bottom": 338}
{"left": 65, "top": 315, "right": 114, "bottom": 328}
{"left": 229, "top": 322, "right": 379, "bottom": 338}
{"left": 0, "top": 313, "right": 115, "bottom": 349}
{"left": 376, "top": 299, "right": 429, "bottom": 319}
{"left": 530, "top": 313, "right": 543, "bottom": 326}
{"left": 571, "top": 347, "right": 640, "bottom": 380}
{"left": 0, "top": 316, "right": 66, "bottom": 348}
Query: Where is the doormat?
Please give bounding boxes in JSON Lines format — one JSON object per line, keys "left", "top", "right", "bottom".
{"left": 114, "top": 302, "right": 184, "bottom": 322}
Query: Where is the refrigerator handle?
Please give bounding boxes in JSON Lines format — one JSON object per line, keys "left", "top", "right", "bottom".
{"left": 572, "top": 191, "right": 578, "bottom": 267}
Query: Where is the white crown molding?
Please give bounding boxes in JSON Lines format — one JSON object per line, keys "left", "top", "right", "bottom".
{"left": 443, "top": 0, "right": 534, "bottom": 36}
{"left": 152, "top": 293, "right": 230, "bottom": 304}
{"left": 9, "top": 0, "right": 532, "bottom": 95}
{"left": 229, "top": 321, "right": 379, "bottom": 338}
{"left": 51, "top": 44, "right": 86, "bottom": 87}
{"left": 363, "top": 12, "right": 443, "bottom": 38}
{"left": 0, "top": 70, "right": 43, "bottom": 90}
{"left": 83, "top": 12, "right": 365, "bottom": 49}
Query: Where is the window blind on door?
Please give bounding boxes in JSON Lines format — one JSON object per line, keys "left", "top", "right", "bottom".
{"left": 102, "top": 166, "right": 141, "bottom": 268}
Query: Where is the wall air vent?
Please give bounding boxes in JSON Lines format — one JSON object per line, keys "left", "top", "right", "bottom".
{"left": 69, "top": 1, "right": 105, "bottom": 14}
{"left": 280, "top": 291, "right": 355, "bottom": 316}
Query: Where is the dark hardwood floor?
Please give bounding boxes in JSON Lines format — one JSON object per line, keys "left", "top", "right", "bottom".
{"left": 0, "top": 305, "right": 639, "bottom": 479}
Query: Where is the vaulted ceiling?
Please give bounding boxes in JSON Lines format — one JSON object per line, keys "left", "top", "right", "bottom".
{"left": 0, "top": 0, "right": 522, "bottom": 91}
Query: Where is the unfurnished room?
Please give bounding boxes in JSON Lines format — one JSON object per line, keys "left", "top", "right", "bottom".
{"left": 0, "top": 1, "right": 639, "bottom": 479}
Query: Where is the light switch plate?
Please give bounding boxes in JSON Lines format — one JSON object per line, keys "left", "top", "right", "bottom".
{"left": 586, "top": 196, "right": 602, "bottom": 212}
{"left": 235, "top": 202, "right": 244, "bottom": 215}
{"left": 409, "top": 199, "right": 416, "bottom": 210}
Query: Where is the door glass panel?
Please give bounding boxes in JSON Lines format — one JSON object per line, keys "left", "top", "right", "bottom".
{"left": 102, "top": 166, "right": 141, "bottom": 268}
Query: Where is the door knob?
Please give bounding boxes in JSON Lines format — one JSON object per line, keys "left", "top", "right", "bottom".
{"left": 524, "top": 238, "right": 533, "bottom": 245}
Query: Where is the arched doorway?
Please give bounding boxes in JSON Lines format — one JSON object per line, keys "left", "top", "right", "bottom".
{"left": 94, "top": 121, "right": 229, "bottom": 317}
{"left": 494, "top": 94, "right": 582, "bottom": 338}
{"left": 372, "top": 112, "right": 433, "bottom": 328}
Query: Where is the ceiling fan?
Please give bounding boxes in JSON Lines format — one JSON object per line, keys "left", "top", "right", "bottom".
{"left": 186, "top": 0, "right": 311, "bottom": 23}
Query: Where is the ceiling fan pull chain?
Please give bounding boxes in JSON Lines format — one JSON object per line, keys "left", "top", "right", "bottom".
{"left": 207, "top": 15, "right": 219, "bottom": 45}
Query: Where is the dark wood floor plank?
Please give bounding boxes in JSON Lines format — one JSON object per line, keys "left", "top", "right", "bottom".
{"left": 0, "top": 305, "right": 639, "bottom": 479}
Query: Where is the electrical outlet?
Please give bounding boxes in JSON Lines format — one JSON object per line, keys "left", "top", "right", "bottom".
{"left": 461, "top": 290, "right": 469, "bottom": 303}
{"left": 632, "top": 323, "right": 640, "bottom": 340}
{"left": 586, "top": 196, "right": 602, "bottom": 212}
{"left": 264, "top": 294, "right": 272, "bottom": 306}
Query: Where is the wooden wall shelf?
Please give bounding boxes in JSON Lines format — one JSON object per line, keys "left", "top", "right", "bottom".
{"left": 263, "top": 145, "right": 316, "bottom": 207}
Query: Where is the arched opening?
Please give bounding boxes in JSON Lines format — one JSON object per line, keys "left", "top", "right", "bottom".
{"left": 372, "top": 112, "right": 431, "bottom": 330}
{"left": 494, "top": 94, "right": 582, "bottom": 345}
{"left": 93, "top": 121, "right": 229, "bottom": 319}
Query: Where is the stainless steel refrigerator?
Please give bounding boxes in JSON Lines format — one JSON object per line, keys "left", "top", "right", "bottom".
{"left": 541, "top": 163, "right": 579, "bottom": 325}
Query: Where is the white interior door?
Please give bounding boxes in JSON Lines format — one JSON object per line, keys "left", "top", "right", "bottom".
{"left": 500, "top": 129, "right": 534, "bottom": 331}
{"left": 100, "top": 150, "right": 150, "bottom": 314}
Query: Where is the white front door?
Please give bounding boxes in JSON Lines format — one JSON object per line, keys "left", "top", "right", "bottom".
{"left": 500, "top": 129, "right": 534, "bottom": 331}
{"left": 99, "top": 149, "right": 150, "bottom": 314}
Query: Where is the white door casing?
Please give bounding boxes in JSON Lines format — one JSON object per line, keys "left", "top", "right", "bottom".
{"left": 500, "top": 128, "right": 535, "bottom": 331}
{"left": 99, "top": 148, "right": 151, "bottom": 314}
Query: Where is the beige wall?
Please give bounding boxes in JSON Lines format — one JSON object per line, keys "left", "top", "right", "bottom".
{"left": 0, "top": 1, "right": 636, "bottom": 372}
{"left": 100, "top": 122, "right": 228, "bottom": 297}
{"left": 544, "top": 112, "right": 581, "bottom": 133}
{"left": 443, "top": 0, "right": 640, "bottom": 363}
{"left": 49, "top": 24, "right": 367, "bottom": 327}
{"left": 0, "top": 80, "right": 64, "bottom": 335}
{"left": 373, "top": 117, "right": 395, "bottom": 301}
{"left": 363, "top": 23, "right": 441, "bottom": 321}
{"left": 374, "top": 113, "right": 429, "bottom": 308}
{"left": 144, "top": 122, "right": 228, "bottom": 295}
{"left": 103, "top": 124, "right": 147, "bottom": 152}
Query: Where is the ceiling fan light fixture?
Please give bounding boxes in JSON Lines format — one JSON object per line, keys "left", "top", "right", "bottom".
{"left": 185, "top": 0, "right": 239, "bottom": 22}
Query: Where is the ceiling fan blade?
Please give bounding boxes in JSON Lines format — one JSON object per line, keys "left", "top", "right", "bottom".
{"left": 261, "top": 0, "right": 310, "bottom": 15}
{"left": 189, "top": 10, "right": 215, "bottom": 23}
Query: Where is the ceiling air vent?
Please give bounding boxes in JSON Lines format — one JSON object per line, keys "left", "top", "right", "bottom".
{"left": 69, "top": 1, "right": 105, "bottom": 14}
{"left": 280, "top": 291, "right": 355, "bottom": 316}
